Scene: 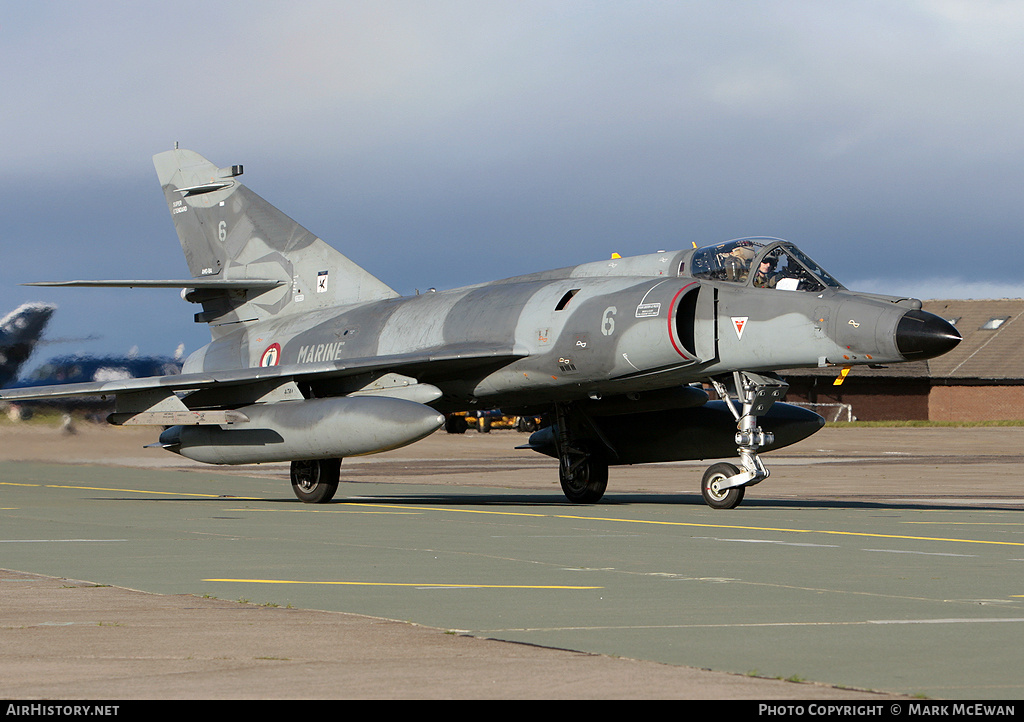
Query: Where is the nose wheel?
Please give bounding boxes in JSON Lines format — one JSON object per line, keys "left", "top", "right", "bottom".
{"left": 701, "top": 462, "right": 745, "bottom": 509}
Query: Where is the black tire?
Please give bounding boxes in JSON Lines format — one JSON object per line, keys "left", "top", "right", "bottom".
{"left": 445, "top": 415, "right": 468, "bottom": 434}
{"left": 559, "top": 443, "right": 609, "bottom": 504}
{"left": 701, "top": 462, "right": 745, "bottom": 509}
{"left": 290, "top": 458, "right": 341, "bottom": 503}
{"left": 516, "top": 416, "right": 538, "bottom": 433}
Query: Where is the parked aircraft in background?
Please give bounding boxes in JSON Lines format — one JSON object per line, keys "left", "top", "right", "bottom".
{"left": 0, "top": 303, "right": 56, "bottom": 388}
{"left": 0, "top": 303, "right": 180, "bottom": 423}
{"left": 0, "top": 148, "right": 960, "bottom": 508}
{"left": 3, "top": 349, "right": 183, "bottom": 422}
{"left": 16, "top": 351, "right": 183, "bottom": 388}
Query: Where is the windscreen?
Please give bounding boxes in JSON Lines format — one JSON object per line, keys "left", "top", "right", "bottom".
{"left": 690, "top": 238, "right": 843, "bottom": 292}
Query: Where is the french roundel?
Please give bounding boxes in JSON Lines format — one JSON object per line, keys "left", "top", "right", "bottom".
{"left": 259, "top": 343, "right": 281, "bottom": 367}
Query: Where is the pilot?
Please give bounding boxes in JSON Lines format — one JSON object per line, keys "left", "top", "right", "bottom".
{"left": 752, "top": 256, "right": 779, "bottom": 288}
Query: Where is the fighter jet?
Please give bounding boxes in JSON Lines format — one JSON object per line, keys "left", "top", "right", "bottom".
{"left": 0, "top": 303, "right": 56, "bottom": 388}
{"left": 0, "top": 148, "right": 961, "bottom": 508}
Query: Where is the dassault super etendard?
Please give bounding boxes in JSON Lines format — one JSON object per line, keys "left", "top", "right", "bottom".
{"left": 2, "top": 148, "right": 961, "bottom": 508}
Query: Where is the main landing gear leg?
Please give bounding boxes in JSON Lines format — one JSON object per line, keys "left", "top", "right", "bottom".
{"left": 553, "top": 403, "right": 609, "bottom": 504}
{"left": 702, "top": 372, "right": 788, "bottom": 509}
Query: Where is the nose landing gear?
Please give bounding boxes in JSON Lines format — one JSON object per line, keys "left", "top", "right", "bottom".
{"left": 703, "top": 371, "right": 787, "bottom": 509}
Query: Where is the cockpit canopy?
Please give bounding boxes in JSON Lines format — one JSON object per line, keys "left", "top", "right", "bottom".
{"left": 688, "top": 238, "right": 843, "bottom": 293}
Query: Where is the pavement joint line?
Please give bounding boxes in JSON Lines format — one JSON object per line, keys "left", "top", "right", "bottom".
{"left": 477, "top": 618, "right": 1024, "bottom": 632}
{"left": 0, "top": 539, "right": 128, "bottom": 543}
{"left": 904, "top": 521, "right": 1024, "bottom": 526}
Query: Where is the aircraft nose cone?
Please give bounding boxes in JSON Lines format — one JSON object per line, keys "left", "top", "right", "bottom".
{"left": 895, "top": 309, "right": 961, "bottom": 360}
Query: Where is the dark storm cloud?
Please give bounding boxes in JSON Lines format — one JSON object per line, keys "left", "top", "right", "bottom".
{"left": 1, "top": 1, "right": 1021, "bottom": 360}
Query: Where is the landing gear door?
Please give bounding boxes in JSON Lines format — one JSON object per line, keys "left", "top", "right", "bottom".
{"left": 693, "top": 285, "right": 718, "bottom": 363}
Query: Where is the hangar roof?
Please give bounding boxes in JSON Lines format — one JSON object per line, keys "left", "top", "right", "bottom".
{"left": 924, "top": 299, "right": 1024, "bottom": 380}
{"left": 779, "top": 298, "right": 1024, "bottom": 382}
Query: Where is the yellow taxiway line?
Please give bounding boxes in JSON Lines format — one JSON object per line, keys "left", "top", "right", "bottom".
{"left": 340, "top": 502, "right": 1024, "bottom": 548}
{"left": 204, "top": 579, "right": 601, "bottom": 590}
{"left": 6, "top": 481, "right": 1022, "bottom": 548}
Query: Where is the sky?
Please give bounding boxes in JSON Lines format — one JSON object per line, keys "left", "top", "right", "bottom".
{"left": 2, "top": 0, "right": 1023, "bottom": 368}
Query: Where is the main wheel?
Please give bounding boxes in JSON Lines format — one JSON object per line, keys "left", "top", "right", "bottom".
{"left": 516, "top": 416, "right": 538, "bottom": 432}
{"left": 559, "top": 443, "right": 609, "bottom": 503}
{"left": 290, "top": 458, "right": 341, "bottom": 503}
{"left": 444, "top": 415, "right": 468, "bottom": 434}
{"left": 701, "top": 462, "right": 745, "bottom": 509}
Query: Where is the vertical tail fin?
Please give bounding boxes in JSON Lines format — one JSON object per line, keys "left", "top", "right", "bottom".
{"left": 0, "top": 303, "right": 56, "bottom": 387}
{"left": 153, "top": 148, "right": 398, "bottom": 332}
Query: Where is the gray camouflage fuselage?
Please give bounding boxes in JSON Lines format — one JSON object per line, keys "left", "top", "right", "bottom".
{"left": 187, "top": 249, "right": 929, "bottom": 412}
